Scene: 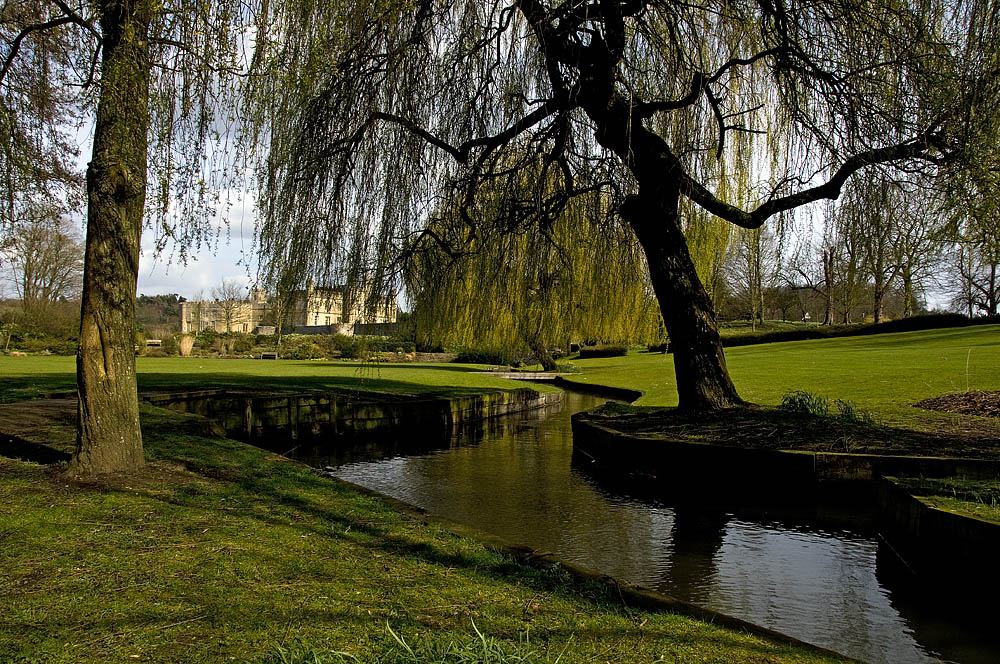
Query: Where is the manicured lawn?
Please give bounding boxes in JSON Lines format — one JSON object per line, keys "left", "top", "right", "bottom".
{"left": 0, "top": 356, "right": 557, "bottom": 404}
{"left": 563, "top": 324, "right": 1000, "bottom": 433}
{"left": 0, "top": 406, "right": 842, "bottom": 664}
{"left": 2, "top": 324, "right": 997, "bottom": 662}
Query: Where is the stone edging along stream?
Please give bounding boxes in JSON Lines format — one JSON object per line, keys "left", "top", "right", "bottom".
{"left": 572, "top": 405, "right": 1000, "bottom": 594}
{"left": 571, "top": 413, "right": 1000, "bottom": 482}
{"left": 142, "top": 386, "right": 562, "bottom": 445}
{"left": 318, "top": 471, "right": 849, "bottom": 661}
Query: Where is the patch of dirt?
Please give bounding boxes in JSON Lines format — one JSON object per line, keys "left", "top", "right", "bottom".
{"left": 0, "top": 398, "right": 77, "bottom": 462}
{"left": 583, "top": 402, "right": 1000, "bottom": 459}
{"left": 914, "top": 391, "right": 1000, "bottom": 419}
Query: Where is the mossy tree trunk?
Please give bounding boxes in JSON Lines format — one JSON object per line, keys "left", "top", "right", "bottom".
{"left": 71, "top": 0, "right": 153, "bottom": 477}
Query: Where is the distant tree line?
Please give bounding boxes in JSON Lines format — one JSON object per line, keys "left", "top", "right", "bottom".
{"left": 687, "top": 174, "right": 1000, "bottom": 328}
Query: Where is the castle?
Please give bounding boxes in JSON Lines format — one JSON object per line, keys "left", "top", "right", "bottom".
{"left": 178, "top": 284, "right": 398, "bottom": 336}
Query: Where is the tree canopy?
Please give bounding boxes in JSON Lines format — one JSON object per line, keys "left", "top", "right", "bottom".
{"left": 244, "top": 0, "right": 1000, "bottom": 408}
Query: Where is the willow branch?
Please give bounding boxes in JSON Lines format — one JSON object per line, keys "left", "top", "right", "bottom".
{"left": 1, "top": 16, "right": 74, "bottom": 85}
{"left": 680, "top": 131, "right": 948, "bottom": 228}
{"left": 50, "top": 0, "right": 101, "bottom": 40}
{"left": 373, "top": 100, "right": 559, "bottom": 164}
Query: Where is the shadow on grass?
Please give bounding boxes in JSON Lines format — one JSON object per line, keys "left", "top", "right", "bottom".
{"left": 0, "top": 374, "right": 78, "bottom": 403}
{"left": 135, "top": 372, "right": 524, "bottom": 400}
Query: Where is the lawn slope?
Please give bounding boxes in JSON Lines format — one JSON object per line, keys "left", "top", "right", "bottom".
{"left": 0, "top": 406, "right": 841, "bottom": 663}
{"left": 565, "top": 325, "right": 1000, "bottom": 434}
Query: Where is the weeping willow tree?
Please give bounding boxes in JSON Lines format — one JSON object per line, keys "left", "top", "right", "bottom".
{"left": 244, "top": 0, "right": 999, "bottom": 410}
{"left": 3, "top": 1, "right": 256, "bottom": 475}
{"left": 405, "top": 164, "right": 660, "bottom": 369}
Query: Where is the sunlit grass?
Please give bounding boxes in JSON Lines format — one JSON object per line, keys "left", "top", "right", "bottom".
{"left": 562, "top": 325, "right": 1000, "bottom": 433}
{"left": 0, "top": 356, "right": 557, "bottom": 403}
{"left": 0, "top": 405, "right": 844, "bottom": 663}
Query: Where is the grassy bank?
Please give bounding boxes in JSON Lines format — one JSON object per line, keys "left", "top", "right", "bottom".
{"left": 0, "top": 356, "right": 557, "bottom": 404}
{"left": 891, "top": 477, "right": 1000, "bottom": 524}
{"left": 0, "top": 405, "right": 841, "bottom": 663}
{"left": 563, "top": 325, "right": 1000, "bottom": 434}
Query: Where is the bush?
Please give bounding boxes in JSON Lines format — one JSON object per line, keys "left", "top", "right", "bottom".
{"left": 290, "top": 340, "right": 321, "bottom": 360}
{"left": 195, "top": 328, "right": 217, "bottom": 348}
{"left": 232, "top": 334, "right": 254, "bottom": 354}
{"left": 9, "top": 337, "right": 78, "bottom": 356}
{"left": 578, "top": 344, "right": 627, "bottom": 359}
{"left": 454, "top": 348, "right": 515, "bottom": 365}
{"left": 160, "top": 335, "right": 180, "bottom": 355}
{"left": 338, "top": 336, "right": 365, "bottom": 359}
{"left": 780, "top": 390, "right": 829, "bottom": 417}
{"left": 722, "top": 313, "right": 979, "bottom": 350}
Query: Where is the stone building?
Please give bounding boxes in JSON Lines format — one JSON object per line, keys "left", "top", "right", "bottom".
{"left": 178, "top": 289, "right": 267, "bottom": 333}
{"left": 179, "top": 284, "right": 397, "bottom": 334}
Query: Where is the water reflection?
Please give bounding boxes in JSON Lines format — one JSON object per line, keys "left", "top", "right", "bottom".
{"left": 290, "top": 390, "right": 999, "bottom": 663}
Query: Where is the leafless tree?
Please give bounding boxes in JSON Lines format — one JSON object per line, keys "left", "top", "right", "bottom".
{"left": 726, "top": 226, "right": 781, "bottom": 329}
{"left": 3, "top": 213, "right": 83, "bottom": 318}
{"left": 211, "top": 279, "right": 247, "bottom": 333}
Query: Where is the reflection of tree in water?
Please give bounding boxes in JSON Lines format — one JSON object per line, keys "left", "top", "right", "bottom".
{"left": 288, "top": 393, "right": 565, "bottom": 467}
{"left": 660, "top": 507, "right": 729, "bottom": 605}
{"left": 875, "top": 542, "right": 1000, "bottom": 664}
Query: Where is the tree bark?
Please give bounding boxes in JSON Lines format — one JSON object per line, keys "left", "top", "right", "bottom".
{"left": 70, "top": 0, "right": 153, "bottom": 477}
{"left": 526, "top": 337, "right": 557, "bottom": 372}
{"left": 873, "top": 276, "right": 885, "bottom": 324}
{"left": 624, "top": 192, "right": 744, "bottom": 411}
{"left": 901, "top": 264, "right": 914, "bottom": 318}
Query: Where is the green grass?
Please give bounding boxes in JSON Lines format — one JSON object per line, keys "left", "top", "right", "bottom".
{"left": 891, "top": 477, "right": 1000, "bottom": 524}
{"left": 717, "top": 320, "right": 817, "bottom": 338}
{"left": 562, "top": 324, "right": 1000, "bottom": 433}
{"left": 0, "top": 356, "right": 558, "bottom": 404}
{"left": 0, "top": 405, "right": 841, "bottom": 663}
{"left": 3, "top": 324, "right": 999, "bottom": 662}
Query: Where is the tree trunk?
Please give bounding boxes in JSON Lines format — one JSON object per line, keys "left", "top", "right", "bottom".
{"left": 70, "top": 0, "right": 153, "bottom": 477}
{"left": 873, "top": 274, "right": 885, "bottom": 324}
{"left": 624, "top": 193, "right": 743, "bottom": 411}
{"left": 901, "top": 264, "right": 914, "bottom": 317}
{"left": 822, "top": 249, "right": 834, "bottom": 325}
{"left": 576, "top": 67, "right": 741, "bottom": 410}
{"left": 988, "top": 264, "right": 998, "bottom": 317}
{"left": 526, "top": 337, "right": 557, "bottom": 372}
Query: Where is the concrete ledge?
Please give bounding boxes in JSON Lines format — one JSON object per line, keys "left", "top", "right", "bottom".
{"left": 142, "top": 388, "right": 563, "bottom": 446}
{"left": 553, "top": 377, "right": 643, "bottom": 402}
{"left": 878, "top": 479, "right": 1000, "bottom": 591}
{"left": 475, "top": 371, "right": 572, "bottom": 380}
{"left": 572, "top": 414, "right": 1000, "bottom": 483}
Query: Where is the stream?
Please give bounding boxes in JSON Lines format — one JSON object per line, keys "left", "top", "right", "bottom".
{"left": 289, "top": 389, "right": 998, "bottom": 664}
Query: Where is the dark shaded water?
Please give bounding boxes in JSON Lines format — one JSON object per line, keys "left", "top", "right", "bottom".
{"left": 290, "top": 391, "right": 998, "bottom": 664}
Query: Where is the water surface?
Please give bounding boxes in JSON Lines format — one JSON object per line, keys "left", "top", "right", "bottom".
{"left": 292, "top": 390, "right": 997, "bottom": 663}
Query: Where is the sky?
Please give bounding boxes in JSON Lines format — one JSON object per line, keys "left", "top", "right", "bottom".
{"left": 69, "top": 125, "right": 259, "bottom": 301}
{"left": 134, "top": 196, "right": 259, "bottom": 300}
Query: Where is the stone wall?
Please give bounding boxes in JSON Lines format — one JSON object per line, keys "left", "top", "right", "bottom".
{"left": 572, "top": 413, "right": 1000, "bottom": 484}
{"left": 143, "top": 387, "right": 562, "bottom": 447}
